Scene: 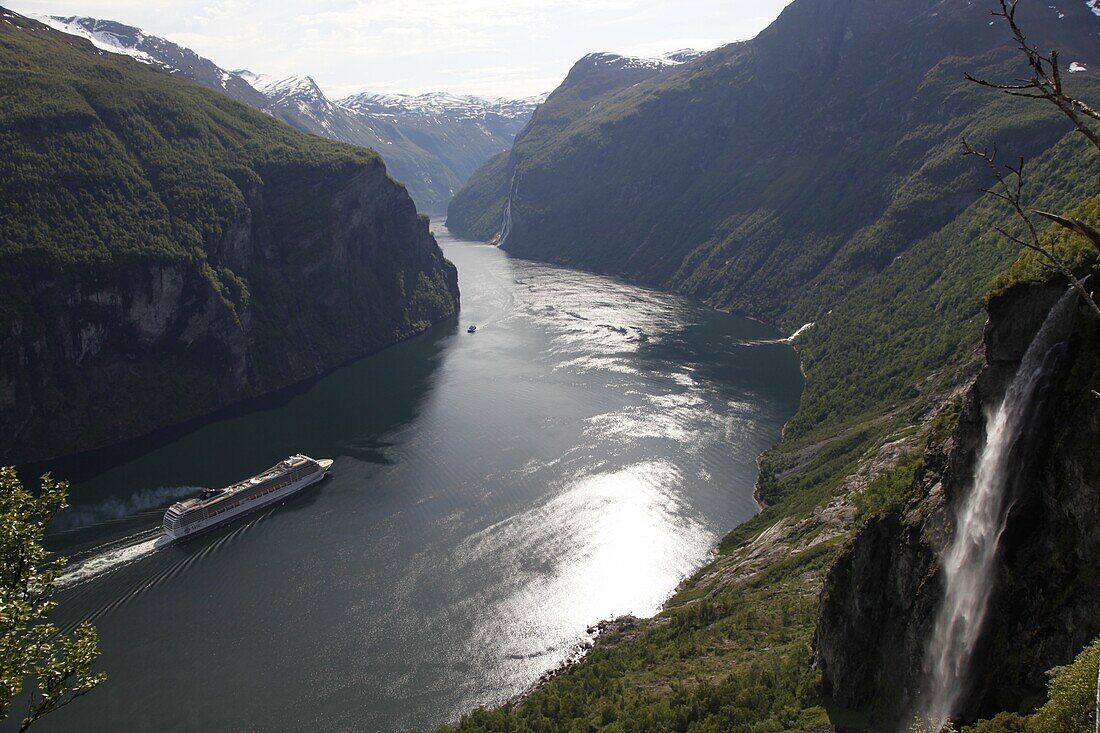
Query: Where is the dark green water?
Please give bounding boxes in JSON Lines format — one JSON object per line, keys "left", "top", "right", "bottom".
{"left": 31, "top": 224, "right": 803, "bottom": 732}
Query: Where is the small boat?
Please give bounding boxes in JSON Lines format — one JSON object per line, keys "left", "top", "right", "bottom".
{"left": 162, "top": 455, "right": 332, "bottom": 541}
{"left": 468, "top": 325, "right": 478, "bottom": 333}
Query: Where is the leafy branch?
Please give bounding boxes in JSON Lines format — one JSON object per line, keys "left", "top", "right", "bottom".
{"left": 0, "top": 468, "right": 105, "bottom": 731}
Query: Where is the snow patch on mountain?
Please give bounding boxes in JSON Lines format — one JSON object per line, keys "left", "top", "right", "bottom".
{"left": 30, "top": 14, "right": 157, "bottom": 64}
{"left": 582, "top": 48, "right": 706, "bottom": 72}
{"left": 337, "top": 91, "right": 546, "bottom": 121}
{"left": 230, "top": 71, "right": 341, "bottom": 124}
{"left": 234, "top": 71, "right": 322, "bottom": 99}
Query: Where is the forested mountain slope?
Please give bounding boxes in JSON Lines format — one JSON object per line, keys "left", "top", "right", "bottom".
{"left": 446, "top": 51, "right": 698, "bottom": 240}
{"left": 441, "top": 0, "right": 1100, "bottom": 730}
{"left": 0, "top": 8, "right": 459, "bottom": 464}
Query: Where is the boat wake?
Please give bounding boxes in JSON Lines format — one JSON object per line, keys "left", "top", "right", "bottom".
{"left": 734, "top": 322, "right": 815, "bottom": 347}
{"left": 57, "top": 530, "right": 173, "bottom": 590}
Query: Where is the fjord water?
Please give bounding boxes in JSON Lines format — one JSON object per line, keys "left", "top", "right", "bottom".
{"left": 34, "top": 224, "right": 802, "bottom": 733}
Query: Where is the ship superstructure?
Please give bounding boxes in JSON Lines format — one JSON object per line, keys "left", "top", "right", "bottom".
{"left": 163, "top": 454, "right": 332, "bottom": 540}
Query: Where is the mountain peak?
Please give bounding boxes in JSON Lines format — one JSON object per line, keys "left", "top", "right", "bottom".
{"left": 235, "top": 72, "right": 324, "bottom": 100}
{"left": 337, "top": 91, "right": 545, "bottom": 121}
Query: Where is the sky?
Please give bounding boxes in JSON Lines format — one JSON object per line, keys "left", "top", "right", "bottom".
{"left": 11, "top": 0, "right": 793, "bottom": 98}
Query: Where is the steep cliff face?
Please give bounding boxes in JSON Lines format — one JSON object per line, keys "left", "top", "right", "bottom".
{"left": 814, "top": 280, "right": 1100, "bottom": 725}
{"left": 0, "top": 10, "right": 459, "bottom": 465}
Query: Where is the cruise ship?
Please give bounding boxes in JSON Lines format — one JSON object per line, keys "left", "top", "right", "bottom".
{"left": 162, "top": 454, "right": 333, "bottom": 541}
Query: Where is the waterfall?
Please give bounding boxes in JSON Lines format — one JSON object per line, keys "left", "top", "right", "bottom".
{"left": 498, "top": 165, "right": 518, "bottom": 247}
{"left": 918, "top": 288, "right": 1079, "bottom": 730}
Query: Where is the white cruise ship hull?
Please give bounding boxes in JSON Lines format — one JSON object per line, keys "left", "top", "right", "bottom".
{"left": 163, "top": 457, "right": 333, "bottom": 541}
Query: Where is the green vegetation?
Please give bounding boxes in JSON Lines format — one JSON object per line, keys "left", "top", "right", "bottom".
{"left": 0, "top": 11, "right": 458, "bottom": 464}
{"left": 442, "top": 539, "right": 841, "bottom": 733}
{"left": 440, "top": 1, "right": 1100, "bottom": 731}
{"left": 966, "top": 639, "right": 1100, "bottom": 733}
{"left": 854, "top": 451, "right": 923, "bottom": 521}
{"left": 0, "top": 467, "right": 104, "bottom": 731}
{"left": 989, "top": 195, "right": 1100, "bottom": 296}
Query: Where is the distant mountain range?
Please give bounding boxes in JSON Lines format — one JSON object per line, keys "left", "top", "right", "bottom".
{"left": 33, "top": 14, "right": 546, "bottom": 213}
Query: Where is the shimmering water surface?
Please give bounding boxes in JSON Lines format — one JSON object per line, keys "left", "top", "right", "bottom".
{"left": 32, "top": 223, "right": 803, "bottom": 732}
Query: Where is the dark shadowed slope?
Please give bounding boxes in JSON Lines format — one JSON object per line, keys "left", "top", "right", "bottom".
{"left": 0, "top": 8, "right": 458, "bottom": 464}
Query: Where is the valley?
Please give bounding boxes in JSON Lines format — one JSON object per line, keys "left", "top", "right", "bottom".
{"left": 1, "top": 1, "right": 1099, "bottom": 731}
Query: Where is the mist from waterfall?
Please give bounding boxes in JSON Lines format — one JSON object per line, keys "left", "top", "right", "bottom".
{"left": 919, "top": 288, "right": 1078, "bottom": 730}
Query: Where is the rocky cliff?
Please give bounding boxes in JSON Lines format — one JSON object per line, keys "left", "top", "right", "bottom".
{"left": 0, "top": 10, "right": 459, "bottom": 465}
{"left": 814, "top": 277, "right": 1100, "bottom": 726}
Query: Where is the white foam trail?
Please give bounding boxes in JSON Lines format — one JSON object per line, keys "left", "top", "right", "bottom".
{"left": 57, "top": 533, "right": 173, "bottom": 590}
{"left": 733, "top": 323, "right": 814, "bottom": 347}
{"left": 786, "top": 322, "right": 814, "bottom": 342}
{"left": 919, "top": 289, "right": 1077, "bottom": 729}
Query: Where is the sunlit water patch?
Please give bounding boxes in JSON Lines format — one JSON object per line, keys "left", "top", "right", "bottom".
{"left": 26, "top": 222, "right": 803, "bottom": 733}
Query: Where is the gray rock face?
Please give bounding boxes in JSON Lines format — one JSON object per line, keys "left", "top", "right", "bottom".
{"left": 813, "top": 281, "right": 1100, "bottom": 726}
{"left": 0, "top": 162, "right": 458, "bottom": 465}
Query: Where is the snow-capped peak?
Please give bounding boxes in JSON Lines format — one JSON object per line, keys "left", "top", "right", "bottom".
{"left": 230, "top": 71, "right": 340, "bottom": 125}
{"left": 236, "top": 72, "right": 324, "bottom": 101}
{"left": 30, "top": 14, "right": 157, "bottom": 65}
{"left": 337, "top": 91, "right": 546, "bottom": 121}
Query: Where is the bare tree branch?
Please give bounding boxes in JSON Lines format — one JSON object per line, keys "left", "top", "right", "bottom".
{"left": 962, "top": 140, "right": 1100, "bottom": 319}
{"left": 966, "top": 0, "right": 1100, "bottom": 152}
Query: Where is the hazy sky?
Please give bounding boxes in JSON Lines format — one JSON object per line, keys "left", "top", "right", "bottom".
{"left": 12, "top": 0, "right": 793, "bottom": 98}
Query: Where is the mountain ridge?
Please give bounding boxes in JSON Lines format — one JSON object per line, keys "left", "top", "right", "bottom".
{"left": 0, "top": 7, "right": 459, "bottom": 464}
{"left": 30, "top": 13, "right": 544, "bottom": 213}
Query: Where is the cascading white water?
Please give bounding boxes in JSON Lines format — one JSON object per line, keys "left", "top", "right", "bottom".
{"left": 919, "top": 288, "right": 1079, "bottom": 731}
{"left": 498, "top": 168, "right": 518, "bottom": 247}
